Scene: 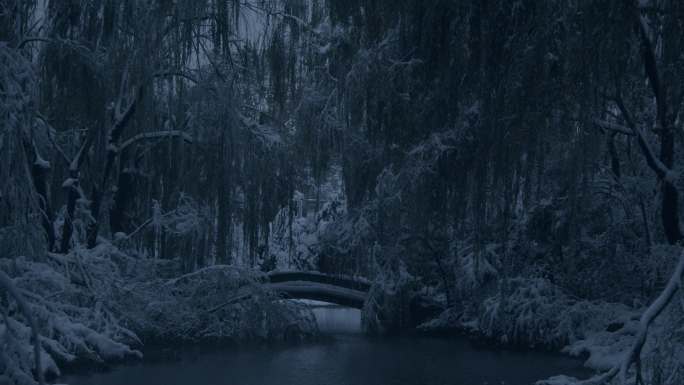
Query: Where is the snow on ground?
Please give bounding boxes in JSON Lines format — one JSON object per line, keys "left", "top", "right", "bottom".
{"left": 419, "top": 277, "right": 684, "bottom": 385}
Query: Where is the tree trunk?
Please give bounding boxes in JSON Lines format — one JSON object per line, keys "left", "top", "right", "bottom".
{"left": 620, "top": 250, "right": 684, "bottom": 384}
{"left": 608, "top": 132, "right": 621, "bottom": 179}
{"left": 216, "top": 129, "right": 229, "bottom": 264}
{"left": 86, "top": 130, "right": 124, "bottom": 248}
{"left": 86, "top": 84, "right": 140, "bottom": 248}
{"left": 60, "top": 169, "right": 81, "bottom": 254}
{"left": 109, "top": 163, "right": 134, "bottom": 235}
{"left": 659, "top": 129, "right": 682, "bottom": 245}
{"left": 23, "top": 140, "right": 56, "bottom": 251}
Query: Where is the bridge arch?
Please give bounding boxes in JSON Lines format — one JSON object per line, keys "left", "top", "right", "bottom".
{"left": 266, "top": 271, "right": 370, "bottom": 309}
{"left": 212, "top": 270, "right": 442, "bottom": 332}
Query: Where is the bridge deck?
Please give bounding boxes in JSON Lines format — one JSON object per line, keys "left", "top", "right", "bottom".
{"left": 269, "top": 281, "right": 366, "bottom": 308}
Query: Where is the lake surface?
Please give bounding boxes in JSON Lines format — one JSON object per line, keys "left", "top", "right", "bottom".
{"left": 61, "top": 304, "right": 591, "bottom": 385}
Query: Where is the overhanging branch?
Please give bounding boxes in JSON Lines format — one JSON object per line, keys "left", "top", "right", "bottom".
{"left": 119, "top": 130, "right": 193, "bottom": 152}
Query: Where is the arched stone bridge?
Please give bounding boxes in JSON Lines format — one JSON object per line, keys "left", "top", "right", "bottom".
{"left": 211, "top": 270, "right": 443, "bottom": 331}
{"left": 266, "top": 271, "right": 443, "bottom": 327}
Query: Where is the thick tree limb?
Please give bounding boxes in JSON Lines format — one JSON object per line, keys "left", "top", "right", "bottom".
{"left": 575, "top": 250, "right": 684, "bottom": 385}
{"left": 619, "top": 249, "right": 684, "bottom": 383}
{"left": 60, "top": 128, "right": 96, "bottom": 253}
{"left": 69, "top": 132, "right": 95, "bottom": 172}
{"left": 637, "top": 16, "right": 668, "bottom": 131}
{"left": 112, "top": 72, "right": 141, "bottom": 132}
{"left": 86, "top": 66, "right": 143, "bottom": 248}
{"left": 632, "top": 3, "right": 682, "bottom": 244}
{"left": 593, "top": 119, "right": 635, "bottom": 137}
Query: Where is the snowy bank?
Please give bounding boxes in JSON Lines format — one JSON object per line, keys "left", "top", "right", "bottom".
{"left": 419, "top": 277, "right": 683, "bottom": 384}
{"left": 0, "top": 243, "right": 317, "bottom": 385}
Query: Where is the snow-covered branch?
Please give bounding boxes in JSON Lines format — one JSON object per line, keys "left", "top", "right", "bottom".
{"left": 569, "top": 250, "right": 684, "bottom": 385}
{"left": 118, "top": 130, "right": 193, "bottom": 153}
{"left": 618, "top": 249, "right": 684, "bottom": 384}
{"left": 0, "top": 270, "right": 44, "bottom": 385}
{"left": 69, "top": 133, "right": 94, "bottom": 172}
{"left": 240, "top": 1, "right": 318, "bottom": 36}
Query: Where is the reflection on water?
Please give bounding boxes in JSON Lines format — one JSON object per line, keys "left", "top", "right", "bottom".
{"left": 60, "top": 304, "right": 592, "bottom": 385}
{"left": 307, "top": 302, "right": 361, "bottom": 334}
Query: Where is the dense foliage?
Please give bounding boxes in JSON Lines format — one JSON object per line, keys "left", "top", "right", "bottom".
{"left": 2, "top": 1, "right": 684, "bottom": 385}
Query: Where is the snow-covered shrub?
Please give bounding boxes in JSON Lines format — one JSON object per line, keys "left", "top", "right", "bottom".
{"left": 0, "top": 224, "right": 46, "bottom": 262}
{"left": 269, "top": 184, "right": 349, "bottom": 272}
{"left": 118, "top": 265, "right": 317, "bottom": 342}
{"left": 479, "top": 278, "right": 574, "bottom": 348}
{"left": 269, "top": 206, "right": 322, "bottom": 271}
{"left": 539, "top": 305, "right": 683, "bottom": 385}
{"left": 1, "top": 271, "right": 43, "bottom": 385}
{"left": 478, "top": 278, "right": 635, "bottom": 350}
{"left": 487, "top": 191, "right": 664, "bottom": 305}
{"left": 627, "top": 305, "right": 683, "bottom": 385}
{"left": 0, "top": 253, "right": 141, "bottom": 385}
{"left": 362, "top": 260, "right": 416, "bottom": 334}
{"left": 316, "top": 205, "right": 375, "bottom": 274}
{"left": 0, "top": 43, "right": 47, "bottom": 261}
{"left": 643, "top": 334, "right": 684, "bottom": 385}
{"left": 453, "top": 241, "right": 499, "bottom": 293}
{"left": 1, "top": 239, "right": 318, "bottom": 385}
{"left": 1, "top": 322, "right": 37, "bottom": 385}
{"left": 68, "top": 244, "right": 318, "bottom": 343}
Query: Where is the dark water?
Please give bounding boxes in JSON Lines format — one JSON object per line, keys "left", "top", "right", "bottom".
{"left": 61, "top": 305, "right": 591, "bottom": 385}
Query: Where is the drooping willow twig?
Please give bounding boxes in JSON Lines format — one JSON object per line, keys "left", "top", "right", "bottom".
{"left": 0, "top": 270, "right": 44, "bottom": 385}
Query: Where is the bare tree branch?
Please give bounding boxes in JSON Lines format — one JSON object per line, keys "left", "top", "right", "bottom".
{"left": 593, "top": 119, "right": 635, "bottom": 136}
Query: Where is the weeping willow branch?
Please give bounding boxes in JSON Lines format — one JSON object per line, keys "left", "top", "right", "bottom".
{"left": 0, "top": 270, "right": 44, "bottom": 385}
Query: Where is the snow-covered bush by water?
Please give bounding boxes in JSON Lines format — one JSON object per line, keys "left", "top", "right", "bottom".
{"left": 537, "top": 304, "right": 684, "bottom": 385}
{"left": 0, "top": 241, "right": 317, "bottom": 385}
{"left": 478, "top": 278, "right": 635, "bottom": 349}
{"left": 119, "top": 264, "right": 317, "bottom": 342}
{"left": 0, "top": 252, "right": 141, "bottom": 385}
